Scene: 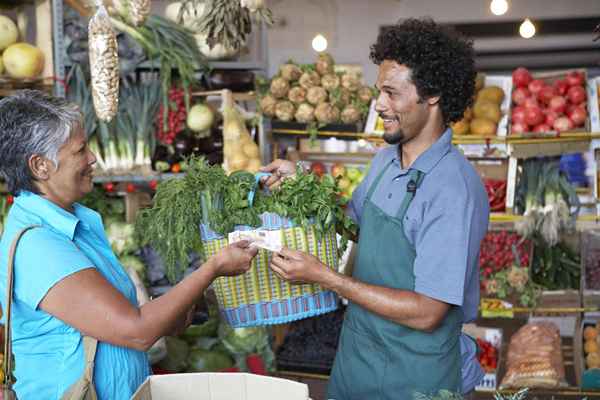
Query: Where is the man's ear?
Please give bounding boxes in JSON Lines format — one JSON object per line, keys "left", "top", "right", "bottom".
{"left": 28, "top": 154, "right": 52, "bottom": 180}
{"left": 427, "top": 95, "right": 441, "bottom": 106}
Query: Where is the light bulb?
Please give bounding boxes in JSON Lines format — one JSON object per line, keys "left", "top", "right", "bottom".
{"left": 490, "top": 0, "right": 508, "bottom": 16}
{"left": 312, "top": 34, "right": 328, "bottom": 52}
{"left": 519, "top": 18, "right": 536, "bottom": 39}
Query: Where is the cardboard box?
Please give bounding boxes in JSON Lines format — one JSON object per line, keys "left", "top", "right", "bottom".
{"left": 574, "top": 317, "right": 600, "bottom": 390}
{"left": 588, "top": 77, "right": 600, "bottom": 134}
{"left": 463, "top": 324, "right": 503, "bottom": 391}
{"left": 131, "top": 373, "right": 310, "bottom": 400}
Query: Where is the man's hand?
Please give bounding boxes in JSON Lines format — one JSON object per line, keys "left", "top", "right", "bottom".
{"left": 259, "top": 159, "right": 296, "bottom": 190}
{"left": 270, "top": 248, "right": 332, "bottom": 285}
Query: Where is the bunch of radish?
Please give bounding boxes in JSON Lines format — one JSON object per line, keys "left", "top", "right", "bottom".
{"left": 511, "top": 67, "right": 587, "bottom": 134}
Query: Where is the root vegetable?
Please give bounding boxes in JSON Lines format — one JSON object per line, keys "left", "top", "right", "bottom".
{"left": 329, "top": 87, "right": 351, "bottom": 108}
{"left": 275, "top": 100, "right": 295, "bottom": 121}
{"left": 288, "top": 86, "right": 307, "bottom": 104}
{"left": 321, "top": 74, "right": 340, "bottom": 91}
{"left": 295, "top": 103, "right": 315, "bottom": 123}
{"left": 341, "top": 104, "right": 361, "bottom": 124}
{"left": 315, "top": 102, "right": 340, "bottom": 124}
{"left": 299, "top": 71, "right": 321, "bottom": 89}
{"left": 259, "top": 94, "right": 277, "bottom": 117}
{"left": 358, "top": 86, "right": 374, "bottom": 103}
{"left": 270, "top": 77, "right": 290, "bottom": 99}
{"left": 316, "top": 53, "right": 335, "bottom": 75}
{"left": 341, "top": 73, "right": 361, "bottom": 92}
{"left": 307, "top": 86, "right": 328, "bottom": 105}
{"left": 279, "top": 63, "right": 302, "bottom": 81}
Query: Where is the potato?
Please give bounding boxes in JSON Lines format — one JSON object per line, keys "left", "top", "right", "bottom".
{"left": 477, "top": 86, "right": 505, "bottom": 104}
{"left": 474, "top": 100, "right": 502, "bottom": 123}
{"left": 451, "top": 119, "right": 469, "bottom": 135}
{"left": 470, "top": 118, "right": 497, "bottom": 136}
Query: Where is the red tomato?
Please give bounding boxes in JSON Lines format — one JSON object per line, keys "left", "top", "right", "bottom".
{"left": 538, "top": 85, "right": 556, "bottom": 104}
{"left": 533, "top": 123, "right": 551, "bottom": 133}
{"left": 524, "top": 107, "right": 544, "bottom": 126}
{"left": 567, "top": 85, "right": 586, "bottom": 105}
{"left": 103, "top": 182, "right": 115, "bottom": 193}
{"left": 511, "top": 122, "right": 529, "bottom": 134}
{"left": 568, "top": 106, "right": 587, "bottom": 127}
{"left": 553, "top": 116, "right": 574, "bottom": 132}
{"left": 549, "top": 96, "right": 567, "bottom": 114}
{"left": 126, "top": 183, "right": 136, "bottom": 193}
{"left": 566, "top": 71, "right": 585, "bottom": 87}
{"left": 511, "top": 106, "right": 527, "bottom": 124}
{"left": 544, "top": 109, "right": 560, "bottom": 127}
{"left": 512, "top": 67, "right": 532, "bottom": 88}
{"left": 511, "top": 87, "right": 530, "bottom": 105}
{"left": 528, "top": 79, "right": 545, "bottom": 95}
{"left": 523, "top": 97, "right": 539, "bottom": 109}
{"left": 554, "top": 79, "right": 569, "bottom": 96}
{"left": 6, "top": 195, "right": 13, "bottom": 205}
{"left": 149, "top": 180, "right": 158, "bottom": 191}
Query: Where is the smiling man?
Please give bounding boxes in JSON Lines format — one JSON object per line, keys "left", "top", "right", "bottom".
{"left": 262, "top": 18, "right": 489, "bottom": 400}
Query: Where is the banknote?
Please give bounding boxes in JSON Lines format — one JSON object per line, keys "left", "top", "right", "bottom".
{"left": 228, "top": 229, "right": 283, "bottom": 253}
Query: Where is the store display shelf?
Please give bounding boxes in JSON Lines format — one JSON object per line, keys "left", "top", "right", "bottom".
{"left": 92, "top": 173, "right": 185, "bottom": 183}
{"left": 63, "top": 59, "right": 267, "bottom": 72}
{"left": 299, "top": 151, "right": 375, "bottom": 164}
{"left": 191, "top": 90, "right": 257, "bottom": 101}
{"left": 271, "top": 128, "right": 373, "bottom": 140}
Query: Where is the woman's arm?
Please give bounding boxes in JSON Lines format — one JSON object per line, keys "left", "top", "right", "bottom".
{"left": 39, "top": 242, "right": 257, "bottom": 351}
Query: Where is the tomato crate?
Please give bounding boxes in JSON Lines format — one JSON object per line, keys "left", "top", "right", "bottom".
{"left": 463, "top": 324, "right": 503, "bottom": 391}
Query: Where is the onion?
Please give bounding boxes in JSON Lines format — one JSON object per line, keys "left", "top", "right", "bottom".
{"left": 0, "top": 15, "right": 18, "bottom": 51}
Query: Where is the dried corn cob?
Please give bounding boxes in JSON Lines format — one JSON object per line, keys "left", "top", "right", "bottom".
{"left": 113, "top": 0, "right": 150, "bottom": 27}
{"left": 88, "top": 4, "right": 119, "bottom": 122}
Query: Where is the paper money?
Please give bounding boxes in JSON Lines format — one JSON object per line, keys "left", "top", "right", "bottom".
{"left": 228, "top": 229, "right": 283, "bottom": 253}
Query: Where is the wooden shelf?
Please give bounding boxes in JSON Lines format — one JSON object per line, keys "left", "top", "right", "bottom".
{"left": 92, "top": 172, "right": 185, "bottom": 183}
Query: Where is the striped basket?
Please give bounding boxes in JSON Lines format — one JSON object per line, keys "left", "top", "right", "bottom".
{"left": 201, "top": 213, "right": 339, "bottom": 328}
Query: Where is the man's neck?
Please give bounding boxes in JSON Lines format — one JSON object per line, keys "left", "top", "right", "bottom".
{"left": 399, "top": 126, "right": 446, "bottom": 170}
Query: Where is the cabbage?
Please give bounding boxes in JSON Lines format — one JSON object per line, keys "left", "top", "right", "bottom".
{"left": 217, "top": 324, "right": 275, "bottom": 372}
{"left": 106, "top": 220, "right": 138, "bottom": 256}
{"left": 187, "top": 103, "right": 215, "bottom": 133}
{"left": 157, "top": 336, "right": 189, "bottom": 372}
{"left": 186, "top": 348, "right": 234, "bottom": 372}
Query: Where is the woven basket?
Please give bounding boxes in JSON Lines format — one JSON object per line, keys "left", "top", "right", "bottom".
{"left": 201, "top": 212, "right": 339, "bottom": 327}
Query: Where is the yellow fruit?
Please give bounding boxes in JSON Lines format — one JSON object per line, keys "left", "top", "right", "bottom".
{"left": 585, "top": 340, "right": 599, "bottom": 354}
{"left": 3, "top": 42, "right": 44, "bottom": 79}
{"left": 474, "top": 101, "right": 502, "bottom": 123}
{"left": 451, "top": 119, "right": 469, "bottom": 135}
{"left": 584, "top": 326, "right": 599, "bottom": 341}
{"left": 477, "top": 86, "right": 505, "bottom": 104}
{"left": 586, "top": 352, "right": 600, "bottom": 369}
{"left": 0, "top": 15, "right": 18, "bottom": 51}
{"left": 463, "top": 107, "right": 473, "bottom": 121}
{"left": 470, "top": 118, "right": 497, "bottom": 136}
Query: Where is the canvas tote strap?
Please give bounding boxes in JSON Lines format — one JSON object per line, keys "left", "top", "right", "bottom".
{"left": 61, "top": 336, "right": 98, "bottom": 400}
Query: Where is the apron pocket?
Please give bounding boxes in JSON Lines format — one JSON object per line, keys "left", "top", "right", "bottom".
{"left": 329, "top": 325, "right": 387, "bottom": 400}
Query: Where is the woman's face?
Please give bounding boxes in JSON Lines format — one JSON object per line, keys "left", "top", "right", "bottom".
{"left": 44, "top": 124, "right": 96, "bottom": 207}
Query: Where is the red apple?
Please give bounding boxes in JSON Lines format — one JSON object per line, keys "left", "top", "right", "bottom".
{"left": 549, "top": 96, "right": 567, "bottom": 114}
{"left": 512, "top": 87, "right": 530, "bottom": 105}
{"left": 512, "top": 106, "right": 527, "bottom": 124}
{"left": 512, "top": 67, "right": 532, "bottom": 88}
{"left": 528, "top": 79, "right": 545, "bottom": 95}
{"left": 310, "top": 161, "right": 327, "bottom": 177}
{"left": 566, "top": 71, "right": 585, "bottom": 87}
{"left": 330, "top": 163, "right": 346, "bottom": 178}
{"left": 538, "top": 85, "right": 556, "bottom": 104}
{"left": 568, "top": 106, "right": 587, "bottom": 127}
{"left": 523, "top": 97, "right": 539, "bottom": 109}
{"left": 553, "top": 116, "right": 574, "bottom": 132}
{"left": 554, "top": 79, "right": 569, "bottom": 96}
{"left": 544, "top": 110, "right": 560, "bottom": 127}
{"left": 533, "top": 124, "right": 552, "bottom": 133}
{"left": 511, "top": 122, "right": 529, "bottom": 134}
{"left": 567, "top": 86, "right": 586, "bottom": 105}
{"left": 524, "top": 107, "right": 544, "bottom": 126}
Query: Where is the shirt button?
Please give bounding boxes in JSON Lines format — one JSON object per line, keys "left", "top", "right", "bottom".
{"left": 388, "top": 193, "right": 392, "bottom": 199}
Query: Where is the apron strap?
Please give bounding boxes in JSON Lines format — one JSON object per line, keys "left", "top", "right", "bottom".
{"left": 395, "top": 169, "right": 425, "bottom": 219}
{"left": 365, "top": 160, "right": 394, "bottom": 201}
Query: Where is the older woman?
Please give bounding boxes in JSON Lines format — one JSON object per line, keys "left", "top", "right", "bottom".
{"left": 0, "top": 90, "right": 258, "bottom": 400}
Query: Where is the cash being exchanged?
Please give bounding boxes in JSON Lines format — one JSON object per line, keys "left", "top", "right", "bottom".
{"left": 228, "top": 229, "right": 283, "bottom": 253}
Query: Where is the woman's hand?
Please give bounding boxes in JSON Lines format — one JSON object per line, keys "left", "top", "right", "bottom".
{"left": 210, "top": 240, "right": 259, "bottom": 277}
{"left": 259, "top": 159, "right": 296, "bottom": 190}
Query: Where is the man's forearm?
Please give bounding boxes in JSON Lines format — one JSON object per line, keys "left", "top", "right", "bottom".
{"left": 320, "top": 269, "right": 449, "bottom": 332}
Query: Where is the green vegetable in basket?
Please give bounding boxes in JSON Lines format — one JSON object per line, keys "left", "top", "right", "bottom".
{"left": 186, "top": 348, "right": 234, "bottom": 372}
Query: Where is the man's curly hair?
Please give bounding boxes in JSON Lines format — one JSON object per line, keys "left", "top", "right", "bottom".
{"left": 370, "top": 18, "right": 476, "bottom": 126}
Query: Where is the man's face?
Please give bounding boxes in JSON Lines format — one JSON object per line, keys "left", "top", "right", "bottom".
{"left": 374, "top": 61, "right": 430, "bottom": 145}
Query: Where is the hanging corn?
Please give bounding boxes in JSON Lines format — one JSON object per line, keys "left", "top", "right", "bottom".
{"left": 88, "top": 1, "right": 119, "bottom": 122}
{"left": 112, "top": 0, "right": 151, "bottom": 27}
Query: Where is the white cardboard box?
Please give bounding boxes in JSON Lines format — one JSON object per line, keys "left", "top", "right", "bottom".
{"left": 131, "top": 373, "right": 310, "bottom": 400}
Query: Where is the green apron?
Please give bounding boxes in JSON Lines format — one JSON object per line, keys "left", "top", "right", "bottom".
{"left": 328, "top": 162, "right": 463, "bottom": 400}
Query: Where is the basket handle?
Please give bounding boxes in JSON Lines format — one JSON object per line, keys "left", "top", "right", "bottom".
{"left": 248, "top": 172, "right": 272, "bottom": 207}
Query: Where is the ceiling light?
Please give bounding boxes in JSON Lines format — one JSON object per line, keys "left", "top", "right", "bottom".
{"left": 490, "top": 0, "right": 508, "bottom": 16}
{"left": 519, "top": 18, "right": 536, "bottom": 39}
{"left": 312, "top": 34, "right": 328, "bottom": 52}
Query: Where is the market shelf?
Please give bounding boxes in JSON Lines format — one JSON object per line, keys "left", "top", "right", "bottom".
{"left": 271, "top": 128, "right": 374, "bottom": 141}
{"left": 92, "top": 173, "right": 185, "bottom": 183}
{"left": 299, "top": 151, "right": 375, "bottom": 164}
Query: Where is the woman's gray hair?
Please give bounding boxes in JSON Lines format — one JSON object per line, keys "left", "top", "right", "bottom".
{"left": 0, "top": 89, "right": 81, "bottom": 195}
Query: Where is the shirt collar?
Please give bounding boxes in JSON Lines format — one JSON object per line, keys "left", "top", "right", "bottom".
{"left": 385, "top": 128, "right": 453, "bottom": 174}
{"left": 14, "top": 191, "right": 80, "bottom": 240}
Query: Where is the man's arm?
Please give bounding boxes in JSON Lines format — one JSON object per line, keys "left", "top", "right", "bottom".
{"left": 270, "top": 250, "right": 449, "bottom": 332}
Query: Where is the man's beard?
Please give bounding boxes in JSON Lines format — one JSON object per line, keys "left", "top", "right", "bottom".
{"left": 383, "top": 129, "right": 405, "bottom": 145}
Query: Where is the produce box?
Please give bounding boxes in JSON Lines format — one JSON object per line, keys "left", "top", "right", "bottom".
{"left": 574, "top": 318, "right": 600, "bottom": 390}
{"left": 581, "top": 230, "right": 600, "bottom": 308}
{"left": 509, "top": 68, "right": 591, "bottom": 135}
{"left": 587, "top": 77, "right": 600, "bottom": 134}
{"left": 131, "top": 373, "right": 309, "bottom": 400}
{"left": 463, "top": 324, "right": 503, "bottom": 391}
{"left": 270, "top": 119, "right": 364, "bottom": 134}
